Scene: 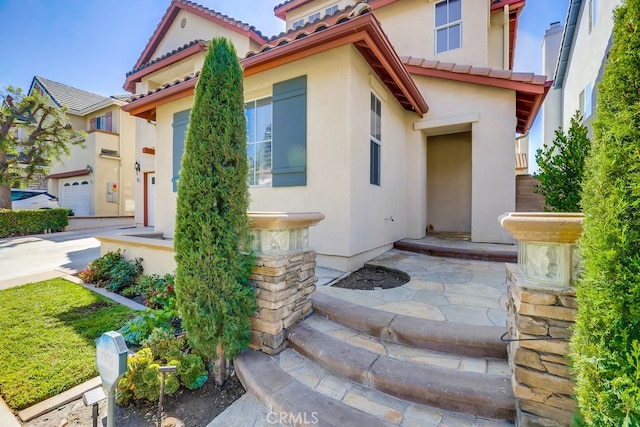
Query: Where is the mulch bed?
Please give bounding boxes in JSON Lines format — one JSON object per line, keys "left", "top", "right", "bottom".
{"left": 331, "top": 265, "right": 409, "bottom": 290}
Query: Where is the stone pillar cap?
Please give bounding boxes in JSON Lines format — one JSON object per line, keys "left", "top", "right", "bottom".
{"left": 499, "top": 212, "right": 584, "bottom": 243}
{"left": 248, "top": 212, "right": 325, "bottom": 230}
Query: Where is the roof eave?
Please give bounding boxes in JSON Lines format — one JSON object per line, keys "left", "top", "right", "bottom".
{"left": 242, "top": 13, "right": 428, "bottom": 117}
{"left": 122, "top": 77, "right": 198, "bottom": 121}
{"left": 554, "top": 0, "right": 582, "bottom": 88}
{"left": 274, "top": 0, "right": 316, "bottom": 20}
{"left": 124, "top": 42, "right": 207, "bottom": 93}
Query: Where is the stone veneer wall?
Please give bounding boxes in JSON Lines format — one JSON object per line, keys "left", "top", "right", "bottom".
{"left": 506, "top": 264, "right": 576, "bottom": 426}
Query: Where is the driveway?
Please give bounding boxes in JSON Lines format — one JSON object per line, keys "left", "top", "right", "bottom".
{"left": 0, "top": 226, "right": 144, "bottom": 289}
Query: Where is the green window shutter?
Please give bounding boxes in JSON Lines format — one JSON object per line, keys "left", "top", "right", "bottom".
{"left": 272, "top": 76, "right": 307, "bottom": 187}
{"left": 172, "top": 109, "right": 190, "bottom": 192}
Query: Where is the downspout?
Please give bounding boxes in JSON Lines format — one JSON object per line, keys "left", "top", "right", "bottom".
{"left": 117, "top": 111, "right": 122, "bottom": 216}
{"left": 503, "top": 4, "right": 510, "bottom": 70}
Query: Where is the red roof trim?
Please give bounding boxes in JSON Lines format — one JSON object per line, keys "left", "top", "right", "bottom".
{"left": 48, "top": 168, "right": 90, "bottom": 180}
{"left": 243, "top": 12, "right": 428, "bottom": 117}
{"left": 125, "top": 42, "right": 207, "bottom": 93}
{"left": 404, "top": 58, "right": 550, "bottom": 133}
{"left": 133, "top": 0, "right": 265, "bottom": 70}
{"left": 122, "top": 77, "right": 198, "bottom": 121}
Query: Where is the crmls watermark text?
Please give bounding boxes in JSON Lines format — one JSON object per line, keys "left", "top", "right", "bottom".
{"left": 267, "top": 411, "right": 319, "bottom": 425}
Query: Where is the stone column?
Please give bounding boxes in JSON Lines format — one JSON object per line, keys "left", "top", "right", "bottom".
{"left": 499, "top": 213, "right": 583, "bottom": 426}
{"left": 247, "top": 212, "right": 324, "bottom": 355}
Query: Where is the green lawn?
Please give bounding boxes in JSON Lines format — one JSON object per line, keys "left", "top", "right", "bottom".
{"left": 0, "top": 278, "right": 135, "bottom": 412}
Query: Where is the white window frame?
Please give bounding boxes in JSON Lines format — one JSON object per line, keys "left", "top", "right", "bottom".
{"left": 434, "top": 0, "right": 462, "bottom": 54}
{"left": 325, "top": 5, "right": 338, "bottom": 16}
{"left": 245, "top": 97, "right": 273, "bottom": 187}
{"left": 370, "top": 93, "right": 382, "bottom": 186}
{"left": 308, "top": 12, "right": 320, "bottom": 22}
{"left": 292, "top": 19, "right": 304, "bottom": 29}
{"left": 95, "top": 114, "right": 106, "bottom": 131}
{"left": 589, "top": 0, "right": 597, "bottom": 33}
{"left": 584, "top": 82, "right": 593, "bottom": 118}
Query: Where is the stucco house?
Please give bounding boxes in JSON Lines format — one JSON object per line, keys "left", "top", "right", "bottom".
{"left": 542, "top": 0, "right": 621, "bottom": 142}
{"left": 29, "top": 76, "right": 140, "bottom": 216}
{"left": 122, "top": 0, "right": 550, "bottom": 271}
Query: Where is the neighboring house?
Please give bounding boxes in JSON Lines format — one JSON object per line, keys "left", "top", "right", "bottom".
{"left": 29, "top": 76, "right": 141, "bottom": 216}
{"left": 542, "top": 0, "right": 621, "bottom": 141}
{"left": 122, "top": 0, "right": 550, "bottom": 271}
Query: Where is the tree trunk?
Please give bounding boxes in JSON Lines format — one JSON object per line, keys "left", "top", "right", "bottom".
{"left": 0, "top": 185, "right": 11, "bottom": 209}
{"left": 212, "top": 344, "right": 229, "bottom": 386}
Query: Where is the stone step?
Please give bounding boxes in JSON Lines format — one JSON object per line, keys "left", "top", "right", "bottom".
{"left": 392, "top": 241, "right": 516, "bottom": 263}
{"left": 311, "top": 291, "right": 508, "bottom": 359}
{"left": 288, "top": 320, "right": 515, "bottom": 420}
{"left": 236, "top": 348, "right": 514, "bottom": 426}
{"left": 236, "top": 349, "right": 397, "bottom": 427}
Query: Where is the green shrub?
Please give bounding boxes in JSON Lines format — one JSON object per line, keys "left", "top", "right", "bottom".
{"left": 534, "top": 110, "right": 591, "bottom": 212}
{"left": 116, "top": 348, "right": 180, "bottom": 404}
{"left": 138, "top": 274, "right": 176, "bottom": 310}
{"left": 572, "top": 0, "right": 640, "bottom": 424}
{"left": 174, "top": 36, "right": 256, "bottom": 386}
{"left": 79, "top": 249, "right": 143, "bottom": 293}
{"left": 177, "top": 354, "right": 208, "bottom": 390}
{"left": 120, "top": 309, "right": 175, "bottom": 346}
{"left": 0, "top": 208, "right": 69, "bottom": 237}
{"left": 141, "top": 327, "right": 185, "bottom": 362}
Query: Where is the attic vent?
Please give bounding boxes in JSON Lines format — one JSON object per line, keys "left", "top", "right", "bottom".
{"left": 181, "top": 17, "right": 187, "bottom": 28}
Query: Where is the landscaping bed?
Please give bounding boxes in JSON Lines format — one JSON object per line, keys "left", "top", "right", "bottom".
{"left": 0, "top": 278, "right": 135, "bottom": 412}
{"left": 331, "top": 265, "right": 409, "bottom": 290}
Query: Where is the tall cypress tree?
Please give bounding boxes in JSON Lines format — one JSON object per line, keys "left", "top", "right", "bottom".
{"left": 572, "top": 0, "right": 640, "bottom": 423}
{"left": 174, "top": 37, "right": 255, "bottom": 386}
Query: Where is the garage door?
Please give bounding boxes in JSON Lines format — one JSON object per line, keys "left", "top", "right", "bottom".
{"left": 61, "top": 180, "right": 91, "bottom": 216}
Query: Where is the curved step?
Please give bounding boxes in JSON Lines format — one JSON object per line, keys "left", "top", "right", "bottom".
{"left": 392, "top": 241, "right": 517, "bottom": 263}
{"left": 235, "top": 350, "right": 396, "bottom": 427}
{"left": 288, "top": 321, "right": 515, "bottom": 420}
{"left": 311, "top": 291, "right": 507, "bottom": 359}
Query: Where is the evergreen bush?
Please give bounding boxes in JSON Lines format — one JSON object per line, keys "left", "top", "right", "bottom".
{"left": 572, "top": 0, "right": 640, "bottom": 424}
{"left": 534, "top": 110, "right": 590, "bottom": 212}
{"left": 174, "top": 37, "right": 256, "bottom": 385}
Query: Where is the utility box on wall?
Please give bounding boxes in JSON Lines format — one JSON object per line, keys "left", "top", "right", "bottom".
{"left": 107, "top": 182, "right": 118, "bottom": 203}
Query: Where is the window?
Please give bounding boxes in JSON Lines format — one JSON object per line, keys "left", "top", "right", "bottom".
{"left": 292, "top": 19, "right": 304, "bottom": 29}
{"left": 245, "top": 98, "right": 273, "bottom": 186}
{"left": 370, "top": 93, "right": 381, "bottom": 186}
{"left": 325, "top": 5, "right": 338, "bottom": 15}
{"left": 435, "top": 0, "right": 462, "bottom": 54}
{"left": 308, "top": 12, "right": 320, "bottom": 22}
{"left": 90, "top": 112, "right": 112, "bottom": 132}
{"left": 589, "top": 0, "right": 597, "bottom": 33}
{"left": 584, "top": 82, "right": 593, "bottom": 118}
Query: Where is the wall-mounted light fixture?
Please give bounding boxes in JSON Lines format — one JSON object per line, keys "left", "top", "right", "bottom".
{"left": 86, "top": 165, "right": 93, "bottom": 175}
{"left": 134, "top": 161, "right": 141, "bottom": 175}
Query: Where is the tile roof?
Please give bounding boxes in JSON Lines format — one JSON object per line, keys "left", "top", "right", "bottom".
{"left": 33, "top": 76, "right": 109, "bottom": 113}
{"left": 129, "top": 72, "right": 200, "bottom": 103}
{"left": 132, "top": 0, "right": 267, "bottom": 71}
{"left": 110, "top": 94, "right": 132, "bottom": 102}
{"left": 127, "top": 40, "right": 206, "bottom": 77}
{"left": 401, "top": 57, "right": 551, "bottom": 134}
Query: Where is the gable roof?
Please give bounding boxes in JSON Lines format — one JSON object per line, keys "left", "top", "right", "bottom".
{"left": 30, "top": 76, "right": 110, "bottom": 113}
{"left": 123, "top": 4, "right": 428, "bottom": 121}
{"left": 402, "top": 57, "right": 551, "bottom": 133}
{"left": 132, "top": 0, "right": 268, "bottom": 72}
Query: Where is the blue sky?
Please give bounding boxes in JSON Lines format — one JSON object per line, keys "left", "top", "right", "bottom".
{"left": 0, "top": 0, "right": 569, "bottom": 169}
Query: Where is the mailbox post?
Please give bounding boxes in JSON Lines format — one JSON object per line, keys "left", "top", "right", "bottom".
{"left": 96, "top": 331, "right": 128, "bottom": 427}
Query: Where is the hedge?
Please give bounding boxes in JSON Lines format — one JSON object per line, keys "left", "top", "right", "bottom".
{"left": 0, "top": 209, "right": 69, "bottom": 237}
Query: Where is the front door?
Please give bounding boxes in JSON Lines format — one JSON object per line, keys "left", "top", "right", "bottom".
{"left": 145, "top": 172, "right": 156, "bottom": 227}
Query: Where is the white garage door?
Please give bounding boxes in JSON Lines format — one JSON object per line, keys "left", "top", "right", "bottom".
{"left": 61, "top": 179, "right": 91, "bottom": 216}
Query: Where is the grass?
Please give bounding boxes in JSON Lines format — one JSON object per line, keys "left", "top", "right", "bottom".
{"left": 0, "top": 278, "right": 135, "bottom": 412}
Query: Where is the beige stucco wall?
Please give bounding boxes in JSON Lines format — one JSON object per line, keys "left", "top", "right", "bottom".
{"left": 541, "top": 23, "right": 563, "bottom": 149}
{"left": 375, "top": 0, "right": 492, "bottom": 67}
{"left": 561, "top": 0, "right": 620, "bottom": 130}
{"left": 412, "top": 75, "right": 516, "bottom": 244}
{"left": 427, "top": 132, "right": 472, "bottom": 233}
{"left": 134, "top": 119, "right": 157, "bottom": 227}
{"left": 152, "top": 9, "right": 261, "bottom": 62}
{"left": 487, "top": 11, "right": 507, "bottom": 70}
